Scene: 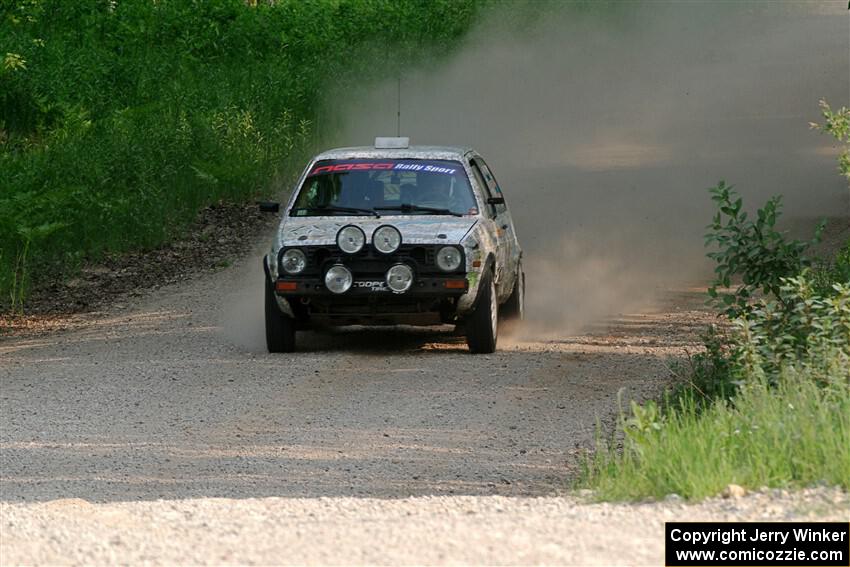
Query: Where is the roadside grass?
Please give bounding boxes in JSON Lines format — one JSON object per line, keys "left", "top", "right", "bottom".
{"left": 582, "top": 363, "right": 849, "bottom": 501}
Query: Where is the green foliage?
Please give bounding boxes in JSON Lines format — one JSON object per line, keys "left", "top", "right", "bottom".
{"left": 812, "top": 238, "right": 850, "bottom": 296}
{"left": 583, "top": 367, "right": 849, "bottom": 501}
{"left": 667, "top": 326, "right": 738, "bottom": 412}
{"left": 731, "top": 274, "right": 850, "bottom": 384}
{"left": 810, "top": 99, "right": 850, "bottom": 183}
{"left": 7, "top": 221, "right": 66, "bottom": 313}
{"left": 0, "top": 0, "right": 485, "bottom": 310}
{"left": 2, "top": 51, "right": 27, "bottom": 72}
{"left": 704, "top": 185, "right": 848, "bottom": 383}
{"left": 583, "top": 178, "right": 849, "bottom": 501}
{"left": 705, "top": 181, "right": 822, "bottom": 318}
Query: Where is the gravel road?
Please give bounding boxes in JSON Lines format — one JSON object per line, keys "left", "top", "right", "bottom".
{"left": 1, "top": 248, "right": 845, "bottom": 564}
{"left": 2, "top": 489, "right": 847, "bottom": 565}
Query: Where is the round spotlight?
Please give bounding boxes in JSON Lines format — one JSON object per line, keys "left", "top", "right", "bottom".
{"left": 436, "top": 246, "right": 463, "bottom": 272}
{"left": 280, "top": 248, "right": 307, "bottom": 274}
{"left": 386, "top": 264, "right": 414, "bottom": 293}
{"left": 372, "top": 225, "right": 402, "bottom": 254}
{"left": 325, "top": 264, "right": 353, "bottom": 294}
{"left": 337, "top": 225, "right": 366, "bottom": 254}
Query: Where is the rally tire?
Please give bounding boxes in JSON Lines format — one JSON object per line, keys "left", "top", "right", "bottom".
{"left": 265, "top": 277, "right": 296, "bottom": 353}
{"left": 466, "top": 270, "right": 498, "bottom": 354}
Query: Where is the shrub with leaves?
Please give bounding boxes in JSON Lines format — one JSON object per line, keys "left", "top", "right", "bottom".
{"left": 667, "top": 325, "right": 738, "bottom": 411}
{"left": 732, "top": 273, "right": 850, "bottom": 384}
{"left": 810, "top": 99, "right": 850, "bottom": 183}
{"left": 812, "top": 238, "right": 850, "bottom": 297}
{"left": 704, "top": 181, "right": 823, "bottom": 318}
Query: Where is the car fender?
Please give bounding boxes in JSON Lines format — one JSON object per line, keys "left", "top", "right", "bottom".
{"left": 472, "top": 255, "right": 496, "bottom": 308}
{"left": 457, "top": 223, "right": 496, "bottom": 314}
{"left": 263, "top": 255, "right": 295, "bottom": 318}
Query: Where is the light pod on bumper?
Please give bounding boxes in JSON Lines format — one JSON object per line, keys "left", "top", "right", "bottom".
{"left": 372, "top": 225, "right": 402, "bottom": 254}
{"left": 280, "top": 248, "right": 307, "bottom": 274}
{"left": 325, "top": 264, "right": 353, "bottom": 294}
{"left": 436, "top": 246, "right": 463, "bottom": 272}
{"left": 386, "top": 264, "right": 414, "bottom": 293}
{"left": 337, "top": 225, "right": 366, "bottom": 254}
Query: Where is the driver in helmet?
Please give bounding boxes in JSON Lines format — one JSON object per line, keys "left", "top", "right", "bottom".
{"left": 417, "top": 172, "right": 453, "bottom": 208}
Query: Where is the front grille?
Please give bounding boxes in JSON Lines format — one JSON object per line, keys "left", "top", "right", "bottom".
{"left": 281, "top": 244, "right": 462, "bottom": 278}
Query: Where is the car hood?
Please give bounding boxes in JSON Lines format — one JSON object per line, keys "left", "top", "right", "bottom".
{"left": 279, "top": 216, "right": 478, "bottom": 247}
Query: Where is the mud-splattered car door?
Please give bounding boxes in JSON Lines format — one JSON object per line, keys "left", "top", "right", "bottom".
{"left": 469, "top": 156, "right": 518, "bottom": 296}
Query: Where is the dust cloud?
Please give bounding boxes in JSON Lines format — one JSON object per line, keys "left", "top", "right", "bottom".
{"left": 222, "top": 248, "right": 273, "bottom": 353}
{"left": 329, "top": 1, "right": 849, "bottom": 336}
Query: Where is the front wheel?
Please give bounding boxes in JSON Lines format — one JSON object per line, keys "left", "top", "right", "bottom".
{"left": 465, "top": 270, "right": 498, "bottom": 354}
{"left": 265, "top": 276, "right": 296, "bottom": 353}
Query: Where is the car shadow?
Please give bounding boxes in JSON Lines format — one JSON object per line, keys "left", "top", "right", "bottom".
{"left": 295, "top": 325, "right": 469, "bottom": 354}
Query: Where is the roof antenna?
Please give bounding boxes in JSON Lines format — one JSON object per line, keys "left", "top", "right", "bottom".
{"left": 396, "top": 75, "right": 401, "bottom": 137}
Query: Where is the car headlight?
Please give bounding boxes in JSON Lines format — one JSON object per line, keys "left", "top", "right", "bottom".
{"left": 325, "top": 264, "right": 353, "bottom": 294}
{"left": 372, "top": 225, "right": 402, "bottom": 254}
{"left": 386, "top": 263, "right": 414, "bottom": 293}
{"left": 436, "top": 246, "right": 463, "bottom": 272}
{"left": 337, "top": 225, "right": 366, "bottom": 254}
{"left": 280, "top": 248, "right": 307, "bottom": 275}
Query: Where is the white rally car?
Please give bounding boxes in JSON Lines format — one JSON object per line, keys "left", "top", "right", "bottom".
{"left": 260, "top": 137, "right": 524, "bottom": 353}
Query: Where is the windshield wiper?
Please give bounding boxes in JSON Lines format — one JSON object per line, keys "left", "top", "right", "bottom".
{"left": 374, "top": 203, "right": 463, "bottom": 217}
{"left": 291, "top": 205, "right": 380, "bottom": 218}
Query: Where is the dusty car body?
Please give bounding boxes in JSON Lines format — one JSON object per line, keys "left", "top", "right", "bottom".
{"left": 261, "top": 138, "right": 524, "bottom": 353}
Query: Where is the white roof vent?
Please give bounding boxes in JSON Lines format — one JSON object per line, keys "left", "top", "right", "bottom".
{"left": 375, "top": 136, "right": 409, "bottom": 149}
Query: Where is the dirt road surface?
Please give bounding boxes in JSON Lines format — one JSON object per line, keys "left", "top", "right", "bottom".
{"left": 2, "top": 250, "right": 847, "bottom": 564}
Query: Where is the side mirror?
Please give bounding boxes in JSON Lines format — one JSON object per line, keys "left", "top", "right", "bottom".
{"left": 487, "top": 196, "right": 505, "bottom": 205}
{"left": 258, "top": 201, "right": 280, "bottom": 213}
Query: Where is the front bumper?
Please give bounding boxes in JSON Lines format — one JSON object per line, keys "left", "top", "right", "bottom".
{"left": 274, "top": 276, "right": 468, "bottom": 297}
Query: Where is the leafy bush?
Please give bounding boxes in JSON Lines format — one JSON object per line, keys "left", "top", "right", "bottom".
{"left": 810, "top": 99, "right": 850, "bottom": 182}
{"left": 666, "top": 326, "right": 738, "bottom": 412}
{"left": 812, "top": 238, "right": 850, "bottom": 296}
{"left": 704, "top": 184, "right": 847, "bottom": 382}
{"left": 731, "top": 274, "right": 849, "bottom": 384}
{"left": 705, "top": 181, "right": 823, "bottom": 317}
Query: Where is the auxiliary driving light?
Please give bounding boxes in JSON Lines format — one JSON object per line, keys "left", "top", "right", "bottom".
{"left": 373, "top": 225, "right": 402, "bottom": 254}
{"left": 337, "top": 225, "right": 366, "bottom": 254}
{"left": 325, "top": 264, "right": 353, "bottom": 294}
{"left": 386, "top": 264, "right": 414, "bottom": 293}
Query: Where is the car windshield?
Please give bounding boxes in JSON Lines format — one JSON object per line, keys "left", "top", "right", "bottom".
{"left": 290, "top": 159, "right": 478, "bottom": 217}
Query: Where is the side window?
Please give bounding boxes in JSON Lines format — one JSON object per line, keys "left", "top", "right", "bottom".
{"left": 474, "top": 158, "right": 507, "bottom": 214}
{"left": 469, "top": 160, "right": 497, "bottom": 218}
